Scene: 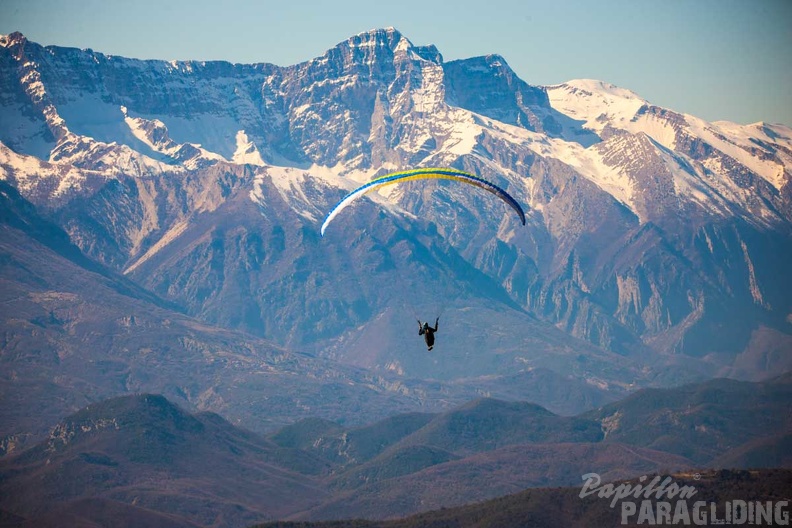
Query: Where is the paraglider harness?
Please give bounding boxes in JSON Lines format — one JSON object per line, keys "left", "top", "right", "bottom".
{"left": 418, "top": 317, "right": 439, "bottom": 351}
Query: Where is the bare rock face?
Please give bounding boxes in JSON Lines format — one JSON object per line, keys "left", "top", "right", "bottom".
{"left": 1, "top": 28, "right": 792, "bottom": 433}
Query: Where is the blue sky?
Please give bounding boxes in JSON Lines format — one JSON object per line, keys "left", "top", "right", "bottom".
{"left": 2, "top": 0, "right": 790, "bottom": 126}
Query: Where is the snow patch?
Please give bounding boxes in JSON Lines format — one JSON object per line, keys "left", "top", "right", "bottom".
{"left": 0, "top": 101, "right": 55, "bottom": 159}
{"left": 0, "top": 141, "right": 99, "bottom": 200}
{"left": 233, "top": 130, "right": 265, "bottom": 166}
{"left": 689, "top": 118, "right": 791, "bottom": 190}
{"left": 546, "top": 79, "right": 647, "bottom": 132}
{"left": 134, "top": 112, "right": 241, "bottom": 160}
{"left": 523, "top": 129, "right": 639, "bottom": 214}
{"left": 251, "top": 163, "right": 420, "bottom": 226}
{"left": 124, "top": 111, "right": 179, "bottom": 157}
{"left": 251, "top": 165, "right": 322, "bottom": 222}
{"left": 443, "top": 109, "right": 481, "bottom": 156}
{"left": 629, "top": 113, "right": 679, "bottom": 150}
{"left": 658, "top": 147, "right": 732, "bottom": 217}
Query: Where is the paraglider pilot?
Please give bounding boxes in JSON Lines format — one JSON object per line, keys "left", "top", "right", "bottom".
{"left": 418, "top": 317, "right": 439, "bottom": 351}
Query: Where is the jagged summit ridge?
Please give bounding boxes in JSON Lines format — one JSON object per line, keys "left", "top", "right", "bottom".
{"left": 0, "top": 29, "right": 791, "bottom": 402}
{"left": 1, "top": 28, "right": 790, "bottom": 231}
{"left": 340, "top": 27, "right": 441, "bottom": 61}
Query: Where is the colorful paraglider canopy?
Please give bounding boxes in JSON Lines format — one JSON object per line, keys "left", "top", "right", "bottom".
{"left": 320, "top": 167, "right": 526, "bottom": 236}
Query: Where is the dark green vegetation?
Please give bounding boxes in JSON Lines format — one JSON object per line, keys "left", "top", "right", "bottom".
{"left": 583, "top": 375, "right": 792, "bottom": 464}
{"left": 1, "top": 374, "right": 789, "bottom": 526}
{"left": 255, "top": 469, "right": 792, "bottom": 528}
{"left": 0, "top": 394, "right": 332, "bottom": 527}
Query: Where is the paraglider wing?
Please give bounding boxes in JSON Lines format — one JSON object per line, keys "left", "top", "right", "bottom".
{"left": 320, "top": 168, "right": 526, "bottom": 236}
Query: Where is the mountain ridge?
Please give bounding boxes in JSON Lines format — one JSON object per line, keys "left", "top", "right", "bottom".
{"left": 1, "top": 374, "right": 789, "bottom": 525}
{"left": 0, "top": 180, "right": 484, "bottom": 456}
{"left": 1, "top": 27, "right": 791, "bottom": 458}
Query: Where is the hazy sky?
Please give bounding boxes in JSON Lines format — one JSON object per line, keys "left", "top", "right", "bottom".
{"left": 2, "top": 0, "right": 790, "bottom": 126}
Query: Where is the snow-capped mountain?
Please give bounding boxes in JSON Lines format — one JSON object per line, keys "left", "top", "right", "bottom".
{"left": 1, "top": 27, "right": 791, "bottom": 413}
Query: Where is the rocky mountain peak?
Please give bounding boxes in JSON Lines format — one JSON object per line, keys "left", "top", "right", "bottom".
{"left": 1, "top": 31, "right": 791, "bottom": 448}
{"left": 348, "top": 27, "right": 407, "bottom": 49}
{"left": 315, "top": 26, "right": 425, "bottom": 72}
{"left": 342, "top": 27, "right": 442, "bottom": 64}
{"left": 444, "top": 53, "right": 552, "bottom": 132}
{"left": 45, "top": 394, "right": 206, "bottom": 455}
{"left": 0, "top": 31, "right": 27, "bottom": 49}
